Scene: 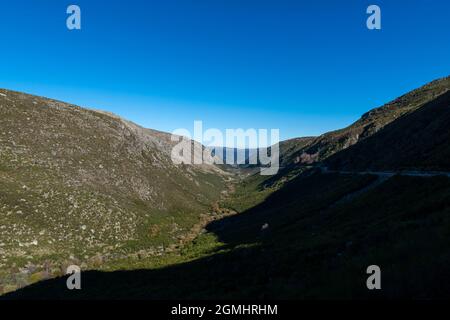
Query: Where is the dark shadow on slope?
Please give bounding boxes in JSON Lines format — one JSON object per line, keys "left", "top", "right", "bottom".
{"left": 0, "top": 171, "right": 378, "bottom": 300}
{"left": 2, "top": 172, "right": 376, "bottom": 300}
{"left": 4, "top": 91, "right": 450, "bottom": 300}
{"left": 325, "top": 90, "right": 450, "bottom": 171}
{"left": 4, "top": 174, "right": 450, "bottom": 299}
{"left": 206, "top": 171, "right": 377, "bottom": 245}
{"left": 1, "top": 245, "right": 275, "bottom": 300}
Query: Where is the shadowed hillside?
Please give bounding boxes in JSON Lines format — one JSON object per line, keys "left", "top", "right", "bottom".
{"left": 4, "top": 172, "right": 450, "bottom": 299}
{"left": 287, "top": 76, "right": 450, "bottom": 167}
{"left": 247, "top": 77, "right": 450, "bottom": 190}
{"left": 3, "top": 77, "right": 450, "bottom": 299}
{"left": 326, "top": 90, "right": 450, "bottom": 171}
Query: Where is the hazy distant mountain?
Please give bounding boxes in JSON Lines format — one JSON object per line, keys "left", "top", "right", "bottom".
{"left": 212, "top": 147, "right": 256, "bottom": 167}
{"left": 212, "top": 137, "right": 316, "bottom": 172}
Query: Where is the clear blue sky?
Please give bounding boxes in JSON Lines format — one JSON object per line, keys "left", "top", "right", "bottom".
{"left": 0, "top": 0, "right": 449, "bottom": 144}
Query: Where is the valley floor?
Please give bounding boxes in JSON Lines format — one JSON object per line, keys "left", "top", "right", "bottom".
{"left": 3, "top": 168, "right": 450, "bottom": 299}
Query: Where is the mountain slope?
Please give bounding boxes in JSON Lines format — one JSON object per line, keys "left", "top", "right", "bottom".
{"left": 325, "top": 90, "right": 450, "bottom": 171}
{"left": 3, "top": 76, "right": 450, "bottom": 299}
{"left": 7, "top": 172, "right": 450, "bottom": 299}
{"left": 290, "top": 76, "right": 450, "bottom": 166}
{"left": 0, "top": 89, "right": 227, "bottom": 292}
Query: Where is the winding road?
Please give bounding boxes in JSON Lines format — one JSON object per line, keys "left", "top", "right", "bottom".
{"left": 320, "top": 167, "right": 450, "bottom": 178}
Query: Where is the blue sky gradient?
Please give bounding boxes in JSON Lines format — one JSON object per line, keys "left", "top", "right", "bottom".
{"left": 0, "top": 0, "right": 449, "bottom": 144}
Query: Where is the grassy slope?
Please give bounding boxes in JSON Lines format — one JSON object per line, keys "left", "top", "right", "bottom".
{"left": 245, "top": 76, "right": 450, "bottom": 190}
{"left": 0, "top": 89, "right": 227, "bottom": 293}
{"left": 325, "top": 90, "right": 450, "bottom": 171}
{"left": 6, "top": 172, "right": 450, "bottom": 299}
{"left": 289, "top": 76, "right": 450, "bottom": 166}
{"left": 3, "top": 77, "right": 450, "bottom": 299}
